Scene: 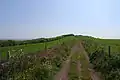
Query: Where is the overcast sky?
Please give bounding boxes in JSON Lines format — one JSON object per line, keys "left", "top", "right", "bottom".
{"left": 0, "top": 0, "right": 120, "bottom": 39}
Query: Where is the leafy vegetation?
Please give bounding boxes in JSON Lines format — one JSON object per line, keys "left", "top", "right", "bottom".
{"left": 1, "top": 34, "right": 120, "bottom": 80}
{"left": 0, "top": 34, "right": 74, "bottom": 47}
{"left": 0, "top": 36, "right": 76, "bottom": 61}
{"left": 82, "top": 38, "right": 120, "bottom": 80}
{"left": 0, "top": 36, "right": 76, "bottom": 80}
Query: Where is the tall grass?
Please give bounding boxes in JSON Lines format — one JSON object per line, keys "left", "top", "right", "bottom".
{"left": 0, "top": 36, "right": 76, "bottom": 60}
{"left": 0, "top": 36, "right": 76, "bottom": 80}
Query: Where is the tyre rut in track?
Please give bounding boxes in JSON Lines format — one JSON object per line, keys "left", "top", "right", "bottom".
{"left": 54, "top": 45, "right": 78, "bottom": 80}
{"left": 79, "top": 42, "right": 101, "bottom": 80}
{"left": 54, "top": 42, "right": 101, "bottom": 80}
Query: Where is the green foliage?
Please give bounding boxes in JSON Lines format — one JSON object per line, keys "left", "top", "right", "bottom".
{"left": 0, "top": 37, "right": 75, "bottom": 80}
{"left": 0, "top": 40, "right": 16, "bottom": 47}
{"left": 0, "top": 34, "right": 74, "bottom": 48}
{"left": 0, "top": 36, "right": 76, "bottom": 58}
{"left": 1, "top": 34, "right": 120, "bottom": 80}
{"left": 82, "top": 38, "right": 120, "bottom": 80}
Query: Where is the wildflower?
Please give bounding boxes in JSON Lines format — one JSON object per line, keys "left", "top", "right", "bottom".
{"left": 8, "top": 51, "right": 11, "bottom": 58}
{"left": 20, "top": 49, "right": 23, "bottom": 52}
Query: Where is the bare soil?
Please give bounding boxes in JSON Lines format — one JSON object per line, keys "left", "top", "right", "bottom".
{"left": 79, "top": 42, "right": 101, "bottom": 80}
{"left": 54, "top": 45, "right": 78, "bottom": 80}
{"left": 54, "top": 41, "right": 102, "bottom": 80}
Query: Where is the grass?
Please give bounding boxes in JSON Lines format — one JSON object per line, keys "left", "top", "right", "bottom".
{"left": 77, "top": 36, "right": 120, "bottom": 54}
{"left": 68, "top": 52, "right": 80, "bottom": 80}
{"left": 79, "top": 51, "right": 91, "bottom": 80}
{"left": 0, "top": 37, "right": 76, "bottom": 80}
{"left": 0, "top": 36, "right": 76, "bottom": 56}
{"left": 81, "top": 36, "right": 120, "bottom": 80}
{"left": 1, "top": 35, "right": 120, "bottom": 57}
{"left": 68, "top": 42, "right": 91, "bottom": 80}
{"left": 1, "top": 35, "right": 120, "bottom": 79}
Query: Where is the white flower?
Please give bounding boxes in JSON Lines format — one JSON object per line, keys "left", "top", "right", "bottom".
{"left": 20, "top": 49, "right": 23, "bottom": 52}
{"left": 8, "top": 51, "right": 10, "bottom": 53}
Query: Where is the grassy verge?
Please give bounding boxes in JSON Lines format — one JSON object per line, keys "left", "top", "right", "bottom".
{"left": 0, "top": 36, "right": 75, "bottom": 53}
{"left": 78, "top": 51, "right": 91, "bottom": 80}
{"left": 82, "top": 39, "right": 120, "bottom": 80}
{"left": 68, "top": 42, "right": 91, "bottom": 80}
{"left": 68, "top": 52, "right": 80, "bottom": 80}
{"left": 0, "top": 39, "right": 74, "bottom": 80}
{"left": 0, "top": 36, "right": 76, "bottom": 61}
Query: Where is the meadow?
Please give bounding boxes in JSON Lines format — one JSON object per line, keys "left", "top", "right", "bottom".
{"left": 0, "top": 35, "right": 78, "bottom": 80}
{"left": 0, "top": 36, "right": 76, "bottom": 60}
{"left": 1, "top": 34, "right": 120, "bottom": 80}
{"left": 81, "top": 36, "right": 120, "bottom": 80}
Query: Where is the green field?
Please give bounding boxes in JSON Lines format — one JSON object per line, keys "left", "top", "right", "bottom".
{"left": 1, "top": 35, "right": 120, "bottom": 55}
{"left": 0, "top": 35, "right": 78, "bottom": 80}
{"left": 80, "top": 36, "right": 120, "bottom": 80}
{"left": 1, "top": 35, "right": 120, "bottom": 80}
{"left": 77, "top": 36, "right": 120, "bottom": 54}
{"left": 0, "top": 36, "right": 76, "bottom": 56}
{"left": 1, "top": 35, "right": 120, "bottom": 61}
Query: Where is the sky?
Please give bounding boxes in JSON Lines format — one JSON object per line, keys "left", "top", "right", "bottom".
{"left": 0, "top": 0, "right": 120, "bottom": 39}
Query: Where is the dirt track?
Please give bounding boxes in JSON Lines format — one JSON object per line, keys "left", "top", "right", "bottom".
{"left": 54, "top": 42, "right": 101, "bottom": 80}
{"left": 54, "top": 45, "right": 78, "bottom": 80}
{"left": 79, "top": 42, "right": 101, "bottom": 80}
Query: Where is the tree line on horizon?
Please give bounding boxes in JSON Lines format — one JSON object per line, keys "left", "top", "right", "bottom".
{"left": 0, "top": 34, "right": 75, "bottom": 47}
